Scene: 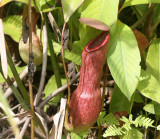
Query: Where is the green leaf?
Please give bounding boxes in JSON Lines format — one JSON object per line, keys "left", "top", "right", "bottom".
{"left": 146, "top": 38, "right": 160, "bottom": 83}
{"left": 109, "top": 84, "right": 131, "bottom": 113}
{"left": 43, "top": 75, "right": 66, "bottom": 105}
{"left": 97, "top": 112, "right": 119, "bottom": 126}
{"left": 70, "top": 131, "right": 88, "bottom": 139}
{"left": 81, "top": 0, "right": 119, "bottom": 27}
{"left": 0, "top": 0, "right": 35, "bottom": 7}
{"left": 103, "top": 125, "right": 123, "bottom": 137}
{"left": 0, "top": 66, "right": 26, "bottom": 83}
{"left": 122, "top": 128, "right": 143, "bottom": 139}
{"left": 121, "top": 0, "right": 160, "bottom": 11}
{"left": 3, "top": 15, "right": 22, "bottom": 42}
{"left": 107, "top": 21, "right": 141, "bottom": 100}
{"left": 143, "top": 101, "right": 160, "bottom": 115}
{"left": 62, "top": 0, "right": 85, "bottom": 22}
{"left": 35, "top": 0, "right": 57, "bottom": 12}
{"left": 137, "top": 70, "right": 160, "bottom": 103}
{"left": 52, "top": 41, "right": 82, "bottom": 65}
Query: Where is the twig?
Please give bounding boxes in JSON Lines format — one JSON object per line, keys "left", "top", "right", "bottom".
{"left": 0, "top": 111, "right": 30, "bottom": 121}
{"left": 28, "top": 1, "right": 34, "bottom": 138}
{"left": 11, "top": 104, "right": 21, "bottom": 111}
{"left": 4, "top": 67, "right": 28, "bottom": 98}
{"left": 20, "top": 117, "right": 31, "bottom": 138}
{"left": 131, "top": 4, "right": 157, "bottom": 29}
{"left": 34, "top": 14, "right": 48, "bottom": 107}
{"left": 0, "top": 117, "right": 27, "bottom": 139}
{"left": 38, "top": 72, "right": 80, "bottom": 108}
{"left": 47, "top": 12, "right": 61, "bottom": 41}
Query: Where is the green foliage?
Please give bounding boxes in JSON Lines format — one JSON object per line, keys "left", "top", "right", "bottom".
{"left": 0, "top": 0, "right": 56, "bottom": 12}
{"left": 81, "top": 0, "right": 119, "bottom": 27}
{"left": 3, "top": 15, "right": 22, "bottom": 42}
{"left": 35, "top": 0, "right": 56, "bottom": 12}
{"left": 121, "top": 0, "right": 160, "bottom": 11}
{"left": 103, "top": 125, "right": 125, "bottom": 137}
{"left": 70, "top": 131, "right": 88, "bottom": 139}
{"left": 0, "top": 0, "right": 35, "bottom": 7}
{"left": 43, "top": 75, "right": 66, "bottom": 106}
{"left": 52, "top": 41, "right": 82, "bottom": 65}
{"left": 143, "top": 101, "right": 160, "bottom": 115}
{"left": 103, "top": 114, "right": 155, "bottom": 137}
{"left": 78, "top": 23, "right": 101, "bottom": 49}
{"left": 109, "top": 85, "right": 132, "bottom": 113}
{"left": 146, "top": 38, "right": 160, "bottom": 83}
{"left": 137, "top": 70, "right": 160, "bottom": 103}
{"left": 62, "top": 0, "right": 84, "bottom": 22}
{"left": 0, "top": 66, "right": 26, "bottom": 83}
{"left": 97, "top": 112, "right": 119, "bottom": 126}
{"left": 122, "top": 128, "right": 143, "bottom": 139}
{"left": 107, "top": 21, "right": 141, "bottom": 100}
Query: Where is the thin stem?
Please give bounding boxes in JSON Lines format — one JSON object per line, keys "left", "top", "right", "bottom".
{"left": 144, "top": 97, "right": 148, "bottom": 139}
{"left": 131, "top": 4, "right": 157, "bottom": 30}
{"left": 129, "top": 91, "right": 136, "bottom": 114}
{"left": 28, "top": 0, "right": 34, "bottom": 138}
{"left": 20, "top": 117, "right": 31, "bottom": 138}
{"left": 61, "top": 22, "right": 72, "bottom": 127}
{"left": 98, "top": 65, "right": 109, "bottom": 139}
{"left": 61, "top": 22, "right": 71, "bottom": 104}
{"left": 154, "top": 118, "right": 158, "bottom": 139}
{"left": 149, "top": 19, "right": 160, "bottom": 33}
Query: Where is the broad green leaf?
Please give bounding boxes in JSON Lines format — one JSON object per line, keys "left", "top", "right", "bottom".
{"left": 143, "top": 101, "right": 160, "bottom": 115}
{"left": 62, "top": 0, "right": 84, "bottom": 22}
{"left": 122, "top": 128, "right": 143, "bottom": 139}
{"left": 137, "top": 70, "right": 160, "bottom": 103}
{"left": 146, "top": 38, "right": 160, "bottom": 82}
{"left": 44, "top": 75, "right": 66, "bottom": 105}
{"left": 0, "top": 66, "right": 26, "bottom": 83}
{"left": 107, "top": 21, "right": 141, "bottom": 100}
{"left": 3, "top": 15, "right": 22, "bottom": 42}
{"left": 0, "top": 0, "right": 35, "bottom": 7}
{"left": 81, "top": 0, "right": 119, "bottom": 27}
{"left": 52, "top": 41, "right": 82, "bottom": 65}
{"left": 109, "top": 84, "right": 131, "bottom": 113}
{"left": 121, "top": 0, "right": 160, "bottom": 11}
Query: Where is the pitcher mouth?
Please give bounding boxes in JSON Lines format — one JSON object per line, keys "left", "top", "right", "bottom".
{"left": 84, "top": 31, "right": 110, "bottom": 53}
